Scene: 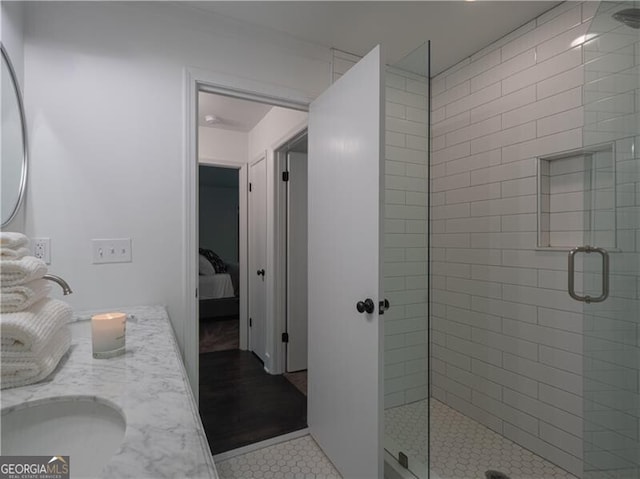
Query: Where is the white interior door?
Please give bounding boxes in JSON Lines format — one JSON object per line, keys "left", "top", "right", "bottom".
{"left": 286, "top": 151, "right": 308, "bottom": 372}
{"left": 248, "top": 157, "right": 267, "bottom": 363}
{"left": 308, "top": 46, "right": 384, "bottom": 478}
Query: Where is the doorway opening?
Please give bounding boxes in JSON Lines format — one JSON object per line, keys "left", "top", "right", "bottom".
{"left": 196, "top": 88, "right": 309, "bottom": 456}
{"left": 186, "top": 46, "right": 387, "bottom": 478}
{"left": 198, "top": 164, "right": 241, "bottom": 354}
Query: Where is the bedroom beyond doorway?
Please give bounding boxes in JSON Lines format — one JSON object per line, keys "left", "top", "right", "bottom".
{"left": 198, "top": 164, "right": 241, "bottom": 353}
{"left": 198, "top": 165, "right": 240, "bottom": 353}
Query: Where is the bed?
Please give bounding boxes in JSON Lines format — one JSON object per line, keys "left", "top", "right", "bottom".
{"left": 199, "top": 250, "right": 240, "bottom": 320}
{"left": 199, "top": 274, "right": 235, "bottom": 300}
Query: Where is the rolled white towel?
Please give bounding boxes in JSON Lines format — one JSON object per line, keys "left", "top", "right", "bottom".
{"left": 0, "top": 279, "right": 52, "bottom": 313}
{"left": 1, "top": 326, "right": 71, "bottom": 390}
{"left": 0, "top": 256, "right": 47, "bottom": 287}
{"left": 0, "top": 246, "right": 31, "bottom": 260}
{"left": 0, "top": 298, "right": 72, "bottom": 352}
{"left": 0, "top": 232, "right": 29, "bottom": 250}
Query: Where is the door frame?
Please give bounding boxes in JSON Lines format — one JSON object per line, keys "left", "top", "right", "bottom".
{"left": 184, "top": 66, "right": 311, "bottom": 399}
{"left": 273, "top": 131, "right": 309, "bottom": 373}
{"left": 198, "top": 160, "right": 249, "bottom": 351}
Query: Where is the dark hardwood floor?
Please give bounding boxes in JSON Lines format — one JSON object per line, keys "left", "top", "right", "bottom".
{"left": 199, "top": 316, "right": 239, "bottom": 353}
{"left": 199, "top": 349, "right": 307, "bottom": 455}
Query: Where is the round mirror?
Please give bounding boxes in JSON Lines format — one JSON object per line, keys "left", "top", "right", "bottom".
{"left": 1, "top": 43, "right": 28, "bottom": 226}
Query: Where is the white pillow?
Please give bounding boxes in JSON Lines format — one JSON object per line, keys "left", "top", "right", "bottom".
{"left": 199, "top": 254, "right": 216, "bottom": 276}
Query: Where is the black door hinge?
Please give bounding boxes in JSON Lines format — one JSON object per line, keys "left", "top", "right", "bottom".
{"left": 249, "top": 317, "right": 253, "bottom": 327}
{"left": 249, "top": 182, "right": 252, "bottom": 192}
{"left": 282, "top": 332, "right": 289, "bottom": 343}
{"left": 282, "top": 171, "right": 289, "bottom": 182}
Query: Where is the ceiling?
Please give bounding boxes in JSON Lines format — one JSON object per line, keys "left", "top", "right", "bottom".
{"left": 198, "top": 91, "right": 272, "bottom": 131}
{"left": 196, "top": 1, "right": 563, "bottom": 134}
{"left": 187, "top": 1, "right": 562, "bottom": 76}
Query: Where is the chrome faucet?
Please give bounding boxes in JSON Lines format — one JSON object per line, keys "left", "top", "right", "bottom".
{"left": 43, "top": 274, "right": 73, "bottom": 295}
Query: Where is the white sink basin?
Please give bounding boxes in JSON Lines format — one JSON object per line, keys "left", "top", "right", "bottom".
{"left": 2, "top": 397, "right": 126, "bottom": 478}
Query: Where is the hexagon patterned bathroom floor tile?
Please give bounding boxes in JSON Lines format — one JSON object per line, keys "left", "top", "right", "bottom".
{"left": 217, "top": 399, "right": 579, "bottom": 479}
{"left": 216, "top": 435, "right": 341, "bottom": 479}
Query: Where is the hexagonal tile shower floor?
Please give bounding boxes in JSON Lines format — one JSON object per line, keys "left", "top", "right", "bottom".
{"left": 386, "top": 398, "right": 578, "bottom": 479}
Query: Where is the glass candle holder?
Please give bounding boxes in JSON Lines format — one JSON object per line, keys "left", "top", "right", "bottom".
{"left": 91, "top": 312, "right": 126, "bottom": 359}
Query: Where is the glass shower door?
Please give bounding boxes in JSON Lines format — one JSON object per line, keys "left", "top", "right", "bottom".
{"left": 383, "top": 41, "right": 431, "bottom": 479}
{"left": 580, "top": 149, "right": 640, "bottom": 479}
{"left": 580, "top": 2, "right": 640, "bottom": 478}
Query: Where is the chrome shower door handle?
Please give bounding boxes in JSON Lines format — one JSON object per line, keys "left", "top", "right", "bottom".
{"left": 568, "top": 246, "right": 610, "bottom": 303}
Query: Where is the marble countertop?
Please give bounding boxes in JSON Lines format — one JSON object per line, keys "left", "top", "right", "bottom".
{"left": 1, "top": 305, "right": 218, "bottom": 479}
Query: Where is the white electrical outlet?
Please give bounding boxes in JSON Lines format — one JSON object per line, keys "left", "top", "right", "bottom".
{"left": 92, "top": 238, "right": 132, "bottom": 264}
{"left": 32, "top": 238, "right": 51, "bottom": 264}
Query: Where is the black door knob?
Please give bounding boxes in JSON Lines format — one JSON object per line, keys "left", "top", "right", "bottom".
{"left": 257, "top": 269, "right": 265, "bottom": 277}
{"left": 356, "top": 298, "right": 375, "bottom": 314}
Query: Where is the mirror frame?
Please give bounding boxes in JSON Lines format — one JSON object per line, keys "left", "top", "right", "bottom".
{"left": 1, "top": 42, "right": 28, "bottom": 227}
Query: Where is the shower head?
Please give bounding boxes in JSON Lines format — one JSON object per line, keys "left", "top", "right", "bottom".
{"left": 612, "top": 8, "right": 640, "bottom": 29}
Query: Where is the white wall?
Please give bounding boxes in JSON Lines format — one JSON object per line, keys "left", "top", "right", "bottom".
{"left": 1, "top": 1, "right": 24, "bottom": 87}
{"left": 21, "top": 1, "right": 330, "bottom": 381}
{"left": 2, "top": 0, "right": 26, "bottom": 233}
{"left": 248, "top": 106, "right": 307, "bottom": 161}
{"left": 199, "top": 126, "right": 248, "bottom": 166}
{"left": 430, "top": 2, "right": 599, "bottom": 476}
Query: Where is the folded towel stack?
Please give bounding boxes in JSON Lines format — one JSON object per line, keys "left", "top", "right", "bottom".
{"left": 0, "top": 232, "right": 32, "bottom": 259}
{"left": 0, "top": 232, "right": 71, "bottom": 389}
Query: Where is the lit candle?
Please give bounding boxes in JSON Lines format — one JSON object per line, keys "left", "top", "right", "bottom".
{"left": 91, "top": 312, "right": 126, "bottom": 359}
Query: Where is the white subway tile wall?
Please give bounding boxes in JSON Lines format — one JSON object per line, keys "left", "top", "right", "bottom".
{"left": 430, "top": 3, "right": 599, "bottom": 477}
{"left": 332, "top": 49, "right": 430, "bottom": 409}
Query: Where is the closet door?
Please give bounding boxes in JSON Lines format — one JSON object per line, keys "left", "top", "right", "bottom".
{"left": 307, "top": 45, "right": 384, "bottom": 478}
{"left": 248, "top": 157, "right": 267, "bottom": 363}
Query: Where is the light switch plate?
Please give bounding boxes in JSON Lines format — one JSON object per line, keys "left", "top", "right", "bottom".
{"left": 92, "top": 238, "right": 132, "bottom": 264}
{"left": 33, "top": 238, "right": 51, "bottom": 264}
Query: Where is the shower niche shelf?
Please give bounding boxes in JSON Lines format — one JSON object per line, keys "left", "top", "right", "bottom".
{"left": 536, "top": 143, "right": 616, "bottom": 250}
